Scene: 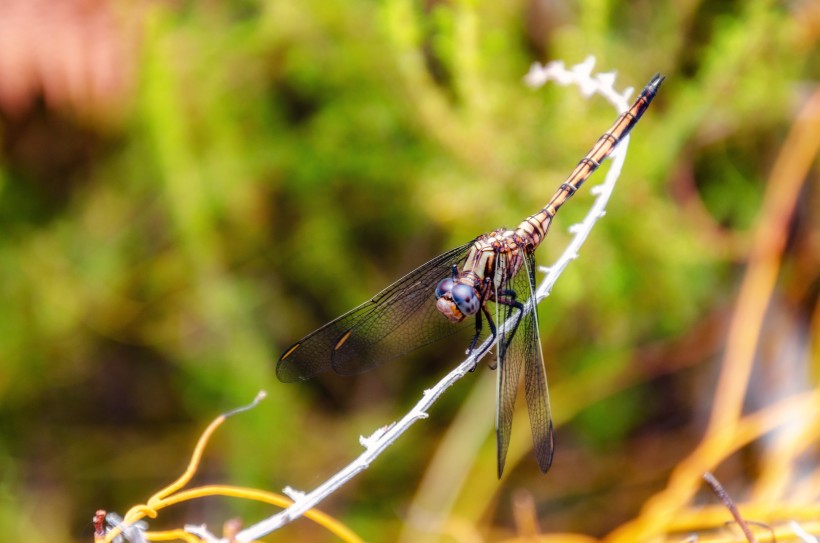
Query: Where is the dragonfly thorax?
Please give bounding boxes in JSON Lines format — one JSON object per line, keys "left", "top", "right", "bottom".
{"left": 435, "top": 277, "right": 481, "bottom": 322}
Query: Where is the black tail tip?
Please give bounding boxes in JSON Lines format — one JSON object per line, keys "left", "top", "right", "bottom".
{"left": 647, "top": 73, "right": 666, "bottom": 92}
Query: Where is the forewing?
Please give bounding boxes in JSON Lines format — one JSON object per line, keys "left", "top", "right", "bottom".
{"left": 276, "top": 240, "right": 476, "bottom": 382}
{"left": 494, "top": 251, "right": 526, "bottom": 478}
{"left": 520, "top": 251, "right": 554, "bottom": 473}
{"left": 495, "top": 249, "right": 554, "bottom": 477}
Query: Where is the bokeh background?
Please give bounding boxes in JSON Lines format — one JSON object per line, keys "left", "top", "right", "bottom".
{"left": 0, "top": 1, "right": 818, "bottom": 542}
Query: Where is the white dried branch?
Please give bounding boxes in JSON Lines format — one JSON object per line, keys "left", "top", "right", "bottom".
{"left": 230, "top": 55, "right": 635, "bottom": 543}
{"left": 184, "top": 524, "right": 221, "bottom": 543}
{"left": 104, "top": 513, "right": 148, "bottom": 543}
{"left": 791, "top": 521, "right": 819, "bottom": 543}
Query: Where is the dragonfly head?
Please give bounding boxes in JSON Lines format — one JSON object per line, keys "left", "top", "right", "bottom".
{"left": 435, "top": 278, "right": 480, "bottom": 322}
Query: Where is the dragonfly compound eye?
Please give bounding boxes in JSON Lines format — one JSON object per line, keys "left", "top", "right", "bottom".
{"left": 435, "top": 277, "right": 455, "bottom": 299}
{"left": 452, "top": 284, "right": 480, "bottom": 315}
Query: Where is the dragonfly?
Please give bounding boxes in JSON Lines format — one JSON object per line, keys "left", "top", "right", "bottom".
{"left": 278, "top": 74, "right": 664, "bottom": 477}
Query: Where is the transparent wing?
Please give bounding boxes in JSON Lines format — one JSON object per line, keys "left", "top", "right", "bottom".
{"left": 494, "top": 250, "right": 525, "bottom": 478}
{"left": 520, "top": 251, "right": 554, "bottom": 473}
{"left": 495, "top": 249, "right": 554, "bottom": 477}
{"left": 277, "top": 240, "right": 477, "bottom": 383}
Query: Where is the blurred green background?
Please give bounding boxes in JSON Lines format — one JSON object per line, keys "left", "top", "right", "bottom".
{"left": 0, "top": 0, "right": 817, "bottom": 541}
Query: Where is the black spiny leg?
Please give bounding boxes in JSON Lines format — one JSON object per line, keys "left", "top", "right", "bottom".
{"left": 467, "top": 308, "right": 483, "bottom": 372}
{"left": 467, "top": 278, "right": 497, "bottom": 371}
{"left": 466, "top": 276, "right": 494, "bottom": 355}
{"left": 497, "top": 288, "right": 525, "bottom": 359}
{"left": 475, "top": 302, "right": 498, "bottom": 370}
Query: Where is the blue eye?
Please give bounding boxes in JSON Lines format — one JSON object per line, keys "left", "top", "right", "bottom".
{"left": 452, "top": 284, "right": 480, "bottom": 315}
{"left": 435, "top": 278, "right": 454, "bottom": 299}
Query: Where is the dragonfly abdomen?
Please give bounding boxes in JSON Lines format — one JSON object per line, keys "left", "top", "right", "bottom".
{"left": 516, "top": 73, "right": 665, "bottom": 250}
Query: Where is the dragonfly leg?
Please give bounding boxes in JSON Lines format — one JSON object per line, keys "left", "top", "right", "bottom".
{"left": 466, "top": 303, "right": 499, "bottom": 371}
{"left": 465, "top": 298, "right": 498, "bottom": 371}
{"left": 496, "top": 288, "right": 525, "bottom": 357}
{"left": 466, "top": 308, "right": 483, "bottom": 372}
{"left": 485, "top": 325, "right": 499, "bottom": 371}
{"left": 467, "top": 276, "right": 495, "bottom": 354}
